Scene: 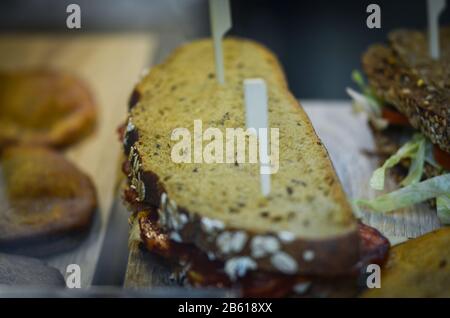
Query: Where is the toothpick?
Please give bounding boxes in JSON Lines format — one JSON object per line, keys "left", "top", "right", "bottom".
{"left": 244, "top": 78, "right": 271, "bottom": 196}
{"left": 208, "top": 0, "right": 232, "bottom": 84}
{"left": 427, "top": 0, "right": 446, "bottom": 59}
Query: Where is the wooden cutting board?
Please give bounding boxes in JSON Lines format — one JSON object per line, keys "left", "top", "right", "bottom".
{"left": 0, "top": 33, "right": 158, "bottom": 287}
{"left": 124, "top": 101, "right": 442, "bottom": 289}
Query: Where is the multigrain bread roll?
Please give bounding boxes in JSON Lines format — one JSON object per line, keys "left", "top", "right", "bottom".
{"left": 122, "top": 38, "right": 360, "bottom": 280}
{"left": 0, "top": 146, "right": 97, "bottom": 256}
{"left": 0, "top": 70, "right": 96, "bottom": 149}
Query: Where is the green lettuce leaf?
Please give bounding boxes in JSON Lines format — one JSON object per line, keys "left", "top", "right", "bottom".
{"left": 370, "top": 134, "right": 425, "bottom": 190}
{"left": 346, "top": 87, "right": 387, "bottom": 130}
{"left": 351, "top": 70, "right": 382, "bottom": 106}
{"left": 347, "top": 70, "right": 387, "bottom": 130}
{"left": 437, "top": 195, "right": 450, "bottom": 225}
{"left": 351, "top": 69, "right": 366, "bottom": 91}
{"left": 356, "top": 173, "right": 450, "bottom": 215}
{"left": 401, "top": 135, "right": 426, "bottom": 186}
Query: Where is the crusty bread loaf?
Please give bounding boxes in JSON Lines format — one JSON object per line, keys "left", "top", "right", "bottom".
{"left": 363, "top": 30, "right": 450, "bottom": 152}
{"left": 123, "top": 38, "right": 358, "bottom": 276}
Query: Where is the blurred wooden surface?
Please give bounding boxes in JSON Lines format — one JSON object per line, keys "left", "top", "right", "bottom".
{"left": 0, "top": 33, "right": 158, "bottom": 287}
{"left": 124, "top": 101, "right": 442, "bottom": 289}
{"left": 124, "top": 241, "right": 177, "bottom": 289}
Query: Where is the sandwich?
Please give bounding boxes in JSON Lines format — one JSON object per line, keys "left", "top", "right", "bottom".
{"left": 347, "top": 28, "right": 450, "bottom": 224}
{"left": 120, "top": 38, "right": 389, "bottom": 297}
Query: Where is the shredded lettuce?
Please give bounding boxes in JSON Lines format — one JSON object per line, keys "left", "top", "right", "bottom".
{"left": 349, "top": 70, "right": 450, "bottom": 224}
{"left": 351, "top": 70, "right": 381, "bottom": 106}
{"left": 370, "top": 134, "right": 425, "bottom": 190}
{"left": 346, "top": 87, "right": 388, "bottom": 130}
{"left": 347, "top": 70, "right": 381, "bottom": 116}
{"left": 347, "top": 70, "right": 387, "bottom": 130}
{"left": 437, "top": 195, "right": 450, "bottom": 224}
{"left": 358, "top": 133, "right": 450, "bottom": 224}
{"left": 356, "top": 174, "right": 450, "bottom": 221}
{"left": 400, "top": 135, "right": 425, "bottom": 186}
{"left": 346, "top": 86, "right": 381, "bottom": 116}
{"left": 351, "top": 69, "right": 366, "bottom": 91}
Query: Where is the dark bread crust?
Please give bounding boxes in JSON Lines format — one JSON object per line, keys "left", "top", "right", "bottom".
{"left": 135, "top": 210, "right": 387, "bottom": 297}
{"left": 363, "top": 44, "right": 450, "bottom": 152}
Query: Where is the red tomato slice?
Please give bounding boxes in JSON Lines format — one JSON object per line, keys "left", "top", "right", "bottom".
{"left": 381, "top": 108, "right": 411, "bottom": 126}
{"left": 433, "top": 146, "right": 450, "bottom": 170}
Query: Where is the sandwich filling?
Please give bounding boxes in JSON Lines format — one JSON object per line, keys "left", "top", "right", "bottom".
{"left": 347, "top": 28, "right": 450, "bottom": 224}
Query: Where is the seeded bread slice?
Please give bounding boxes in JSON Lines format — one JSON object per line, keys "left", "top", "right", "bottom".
{"left": 388, "top": 28, "right": 450, "bottom": 93}
{"left": 123, "top": 38, "right": 359, "bottom": 276}
{"left": 362, "top": 43, "right": 450, "bottom": 152}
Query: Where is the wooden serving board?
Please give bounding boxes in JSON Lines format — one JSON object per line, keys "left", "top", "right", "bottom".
{"left": 0, "top": 33, "right": 158, "bottom": 287}
{"left": 124, "top": 101, "right": 442, "bottom": 289}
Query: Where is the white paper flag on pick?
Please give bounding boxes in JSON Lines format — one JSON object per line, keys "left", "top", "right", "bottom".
{"left": 209, "top": 0, "right": 232, "bottom": 84}
{"left": 427, "top": 0, "right": 447, "bottom": 59}
{"left": 244, "top": 79, "right": 271, "bottom": 197}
